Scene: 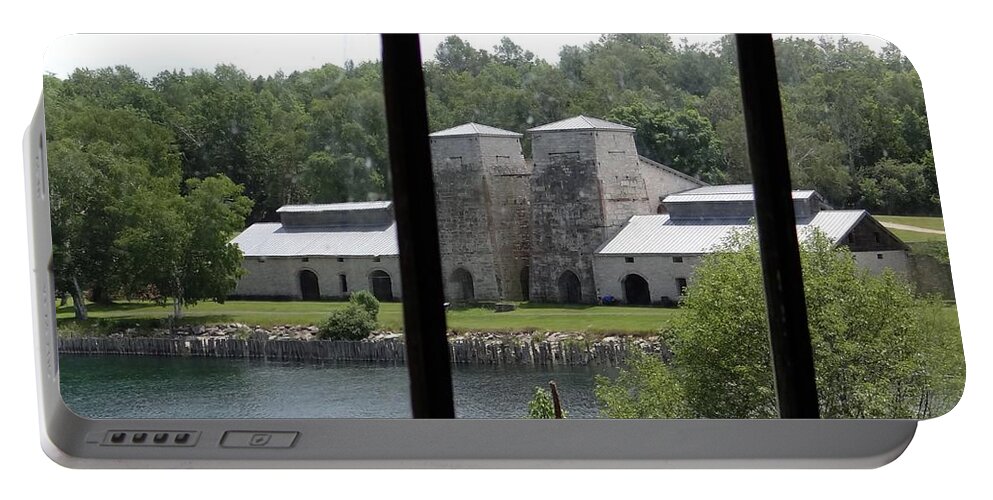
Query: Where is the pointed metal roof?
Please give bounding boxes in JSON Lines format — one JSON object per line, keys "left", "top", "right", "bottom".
{"left": 429, "top": 122, "right": 522, "bottom": 138}
{"left": 528, "top": 115, "right": 636, "bottom": 132}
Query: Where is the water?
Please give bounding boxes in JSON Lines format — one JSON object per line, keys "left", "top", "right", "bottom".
{"left": 59, "top": 355, "right": 615, "bottom": 419}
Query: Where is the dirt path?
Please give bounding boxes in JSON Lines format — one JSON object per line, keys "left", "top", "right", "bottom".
{"left": 880, "top": 222, "right": 946, "bottom": 235}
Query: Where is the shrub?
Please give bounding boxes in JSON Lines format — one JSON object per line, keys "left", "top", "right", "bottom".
{"left": 594, "top": 349, "right": 690, "bottom": 418}
{"left": 349, "top": 290, "right": 380, "bottom": 317}
{"left": 595, "top": 226, "right": 965, "bottom": 419}
{"left": 317, "top": 305, "right": 377, "bottom": 341}
{"left": 526, "top": 386, "right": 567, "bottom": 419}
{"left": 527, "top": 387, "right": 555, "bottom": 419}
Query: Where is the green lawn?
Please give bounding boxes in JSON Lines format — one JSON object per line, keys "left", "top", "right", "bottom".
{"left": 888, "top": 228, "right": 948, "bottom": 243}
{"left": 875, "top": 215, "right": 945, "bottom": 232}
{"left": 874, "top": 215, "right": 946, "bottom": 243}
{"left": 56, "top": 300, "right": 682, "bottom": 335}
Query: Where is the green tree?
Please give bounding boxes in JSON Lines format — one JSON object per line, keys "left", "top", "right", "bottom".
{"left": 608, "top": 103, "right": 728, "bottom": 183}
{"left": 434, "top": 35, "right": 491, "bottom": 75}
{"left": 854, "top": 158, "right": 939, "bottom": 215}
{"left": 45, "top": 81, "right": 184, "bottom": 312}
{"left": 115, "top": 175, "right": 253, "bottom": 319}
{"left": 492, "top": 37, "right": 535, "bottom": 68}
{"left": 595, "top": 227, "right": 964, "bottom": 419}
{"left": 594, "top": 350, "right": 690, "bottom": 418}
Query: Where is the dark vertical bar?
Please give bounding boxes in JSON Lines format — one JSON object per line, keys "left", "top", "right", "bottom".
{"left": 735, "top": 34, "right": 820, "bottom": 418}
{"left": 381, "top": 34, "right": 456, "bottom": 418}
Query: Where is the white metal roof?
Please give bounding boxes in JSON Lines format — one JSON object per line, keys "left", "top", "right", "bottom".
{"left": 231, "top": 222, "right": 399, "bottom": 257}
{"left": 663, "top": 184, "right": 817, "bottom": 203}
{"left": 528, "top": 115, "right": 635, "bottom": 132}
{"left": 429, "top": 122, "right": 522, "bottom": 138}
{"left": 276, "top": 201, "right": 392, "bottom": 213}
{"left": 597, "top": 210, "right": 869, "bottom": 255}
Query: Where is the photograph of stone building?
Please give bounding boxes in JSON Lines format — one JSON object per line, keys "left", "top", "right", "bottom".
{"left": 229, "top": 115, "right": 909, "bottom": 304}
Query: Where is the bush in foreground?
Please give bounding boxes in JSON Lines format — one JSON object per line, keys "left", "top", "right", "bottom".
{"left": 317, "top": 292, "right": 381, "bottom": 341}
{"left": 349, "top": 290, "right": 380, "bottom": 317}
{"left": 595, "top": 227, "right": 965, "bottom": 419}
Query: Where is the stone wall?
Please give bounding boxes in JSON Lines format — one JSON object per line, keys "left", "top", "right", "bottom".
{"left": 637, "top": 156, "right": 705, "bottom": 213}
{"left": 853, "top": 250, "right": 910, "bottom": 276}
{"left": 594, "top": 131, "right": 652, "bottom": 238}
{"left": 596, "top": 248, "right": 911, "bottom": 305}
{"left": 528, "top": 130, "right": 605, "bottom": 303}
{"left": 527, "top": 129, "right": 707, "bottom": 303}
{"left": 431, "top": 134, "right": 530, "bottom": 301}
{"left": 231, "top": 255, "right": 402, "bottom": 300}
{"left": 594, "top": 254, "right": 702, "bottom": 303}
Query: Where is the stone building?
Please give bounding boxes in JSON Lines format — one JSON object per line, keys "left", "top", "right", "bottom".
{"left": 229, "top": 202, "right": 402, "bottom": 301}
{"left": 526, "top": 116, "right": 704, "bottom": 303}
{"left": 429, "top": 123, "right": 531, "bottom": 302}
{"left": 229, "top": 115, "right": 909, "bottom": 305}
{"left": 594, "top": 185, "right": 909, "bottom": 304}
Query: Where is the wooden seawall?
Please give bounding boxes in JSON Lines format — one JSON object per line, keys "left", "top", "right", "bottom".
{"left": 58, "top": 336, "right": 651, "bottom": 367}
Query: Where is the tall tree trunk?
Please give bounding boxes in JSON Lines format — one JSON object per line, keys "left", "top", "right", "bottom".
{"left": 172, "top": 297, "right": 184, "bottom": 320}
{"left": 71, "top": 276, "right": 88, "bottom": 321}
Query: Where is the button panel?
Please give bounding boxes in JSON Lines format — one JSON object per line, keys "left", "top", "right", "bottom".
{"left": 100, "top": 430, "right": 199, "bottom": 446}
{"left": 220, "top": 431, "right": 299, "bottom": 449}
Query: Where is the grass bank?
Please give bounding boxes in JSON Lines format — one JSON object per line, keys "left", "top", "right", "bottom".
{"left": 875, "top": 215, "right": 945, "bottom": 232}
{"left": 876, "top": 215, "right": 946, "bottom": 243}
{"left": 56, "top": 300, "right": 683, "bottom": 335}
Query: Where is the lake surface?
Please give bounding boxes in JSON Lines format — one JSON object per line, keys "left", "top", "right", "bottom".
{"left": 59, "top": 355, "right": 615, "bottom": 419}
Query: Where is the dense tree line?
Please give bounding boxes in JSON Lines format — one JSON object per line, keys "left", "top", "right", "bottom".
{"left": 45, "top": 34, "right": 938, "bottom": 317}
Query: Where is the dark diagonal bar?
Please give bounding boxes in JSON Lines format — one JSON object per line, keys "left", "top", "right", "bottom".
{"left": 381, "top": 34, "right": 456, "bottom": 418}
{"left": 735, "top": 34, "right": 820, "bottom": 418}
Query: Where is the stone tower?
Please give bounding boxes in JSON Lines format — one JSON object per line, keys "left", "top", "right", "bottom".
{"left": 429, "top": 123, "right": 532, "bottom": 302}
{"left": 527, "top": 116, "right": 651, "bottom": 303}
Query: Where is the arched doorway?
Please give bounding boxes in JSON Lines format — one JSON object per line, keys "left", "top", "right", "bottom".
{"left": 450, "top": 268, "right": 475, "bottom": 302}
{"left": 299, "top": 270, "right": 320, "bottom": 300}
{"left": 520, "top": 266, "right": 530, "bottom": 301}
{"left": 369, "top": 270, "right": 394, "bottom": 301}
{"left": 623, "top": 274, "right": 651, "bottom": 305}
{"left": 557, "top": 270, "right": 582, "bottom": 304}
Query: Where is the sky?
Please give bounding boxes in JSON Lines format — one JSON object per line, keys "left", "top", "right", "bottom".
{"left": 43, "top": 33, "right": 890, "bottom": 79}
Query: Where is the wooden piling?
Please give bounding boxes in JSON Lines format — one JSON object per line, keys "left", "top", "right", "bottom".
{"left": 58, "top": 336, "right": 656, "bottom": 367}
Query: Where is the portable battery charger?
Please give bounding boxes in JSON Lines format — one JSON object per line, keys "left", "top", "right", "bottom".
{"left": 27, "top": 33, "right": 962, "bottom": 467}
